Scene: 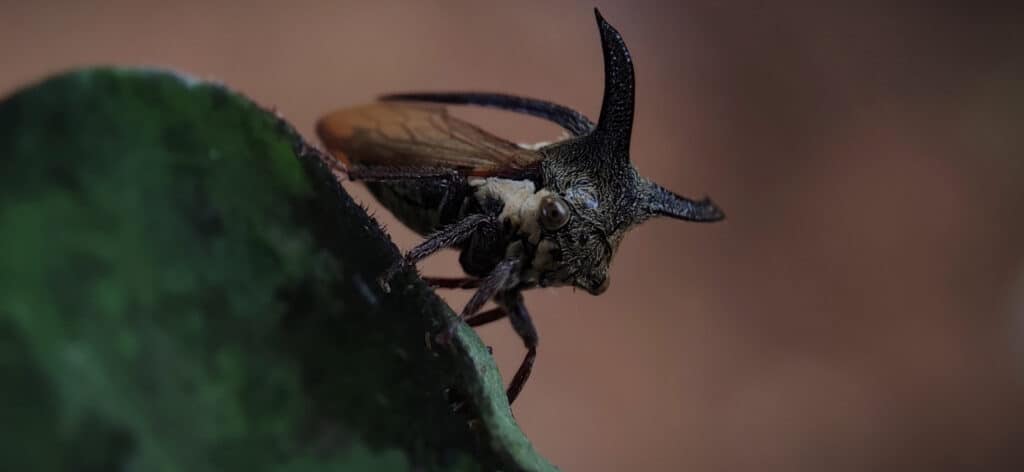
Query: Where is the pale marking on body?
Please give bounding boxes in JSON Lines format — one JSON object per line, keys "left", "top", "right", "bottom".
{"left": 469, "top": 177, "right": 554, "bottom": 245}
{"left": 469, "top": 177, "right": 564, "bottom": 285}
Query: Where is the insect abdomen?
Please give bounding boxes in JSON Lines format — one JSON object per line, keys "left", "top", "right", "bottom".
{"left": 366, "top": 181, "right": 469, "bottom": 236}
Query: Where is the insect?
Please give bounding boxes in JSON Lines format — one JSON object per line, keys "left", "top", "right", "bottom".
{"left": 316, "top": 9, "right": 724, "bottom": 405}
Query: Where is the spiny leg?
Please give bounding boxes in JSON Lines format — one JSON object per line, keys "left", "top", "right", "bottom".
{"left": 438, "top": 257, "right": 520, "bottom": 344}
{"left": 465, "top": 306, "right": 507, "bottom": 327}
{"left": 433, "top": 259, "right": 525, "bottom": 405}
{"left": 406, "top": 214, "right": 493, "bottom": 265}
{"left": 458, "top": 257, "right": 520, "bottom": 322}
{"left": 423, "top": 276, "right": 481, "bottom": 289}
{"left": 381, "top": 213, "right": 495, "bottom": 284}
{"left": 498, "top": 291, "right": 538, "bottom": 404}
{"left": 443, "top": 305, "right": 509, "bottom": 414}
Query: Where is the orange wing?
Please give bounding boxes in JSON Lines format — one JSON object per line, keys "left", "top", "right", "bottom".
{"left": 316, "top": 102, "right": 544, "bottom": 177}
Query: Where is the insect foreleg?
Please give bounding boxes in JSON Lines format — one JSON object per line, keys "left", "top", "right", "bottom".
{"left": 464, "top": 306, "right": 507, "bottom": 327}
{"left": 458, "top": 257, "right": 520, "bottom": 321}
{"left": 436, "top": 256, "right": 520, "bottom": 343}
{"left": 423, "top": 276, "right": 482, "bottom": 289}
{"left": 497, "top": 291, "right": 538, "bottom": 404}
{"left": 381, "top": 214, "right": 496, "bottom": 286}
{"left": 406, "top": 214, "right": 495, "bottom": 266}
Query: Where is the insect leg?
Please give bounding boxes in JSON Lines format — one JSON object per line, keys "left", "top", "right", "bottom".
{"left": 381, "top": 213, "right": 496, "bottom": 286}
{"left": 464, "top": 306, "right": 507, "bottom": 327}
{"left": 497, "top": 291, "right": 537, "bottom": 404}
{"left": 406, "top": 214, "right": 495, "bottom": 266}
{"left": 436, "top": 256, "right": 519, "bottom": 343}
{"left": 459, "top": 258, "right": 519, "bottom": 320}
{"left": 422, "top": 276, "right": 481, "bottom": 289}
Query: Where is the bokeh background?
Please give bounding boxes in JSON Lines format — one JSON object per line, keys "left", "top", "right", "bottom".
{"left": 5, "top": 1, "right": 1023, "bottom": 470}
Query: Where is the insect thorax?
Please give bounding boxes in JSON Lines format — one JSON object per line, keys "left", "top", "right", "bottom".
{"left": 467, "top": 177, "right": 563, "bottom": 286}
{"left": 367, "top": 176, "right": 563, "bottom": 286}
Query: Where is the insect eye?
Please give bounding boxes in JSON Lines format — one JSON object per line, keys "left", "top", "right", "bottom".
{"left": 539, "top": 195, "right": 571, "bottom": 231}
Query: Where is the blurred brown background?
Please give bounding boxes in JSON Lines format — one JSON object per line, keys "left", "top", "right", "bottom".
{"left": 5, "top": 1, "right": 1024, "bottom": 470}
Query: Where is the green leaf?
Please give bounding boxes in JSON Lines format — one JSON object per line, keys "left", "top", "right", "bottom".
{"left": 0, "top": 67, "right": 556, "bottom": 472}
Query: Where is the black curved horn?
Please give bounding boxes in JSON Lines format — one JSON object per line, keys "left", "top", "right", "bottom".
{"left": 641, "top": 179, "right": 725, "bottom": 222}
{"left": 592, "top": 9, "right": 635, "bottom": 158}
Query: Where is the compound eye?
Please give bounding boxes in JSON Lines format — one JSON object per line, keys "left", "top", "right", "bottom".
{"left": 539, "top": 195, "right": 571, "bottom": 231}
